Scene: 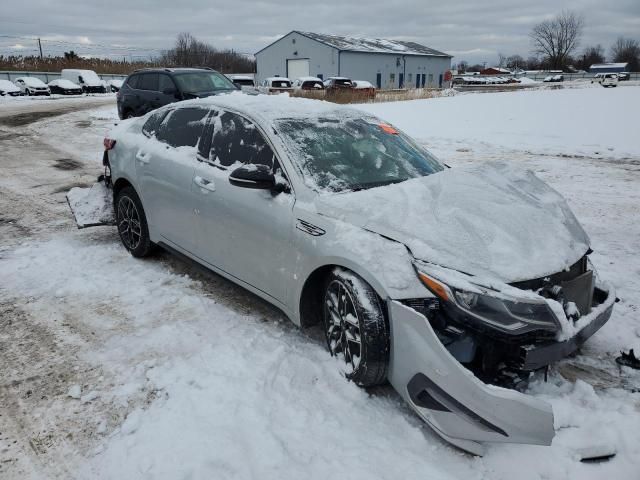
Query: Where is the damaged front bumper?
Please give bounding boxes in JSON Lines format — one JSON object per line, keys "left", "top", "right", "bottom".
{"left": 387, "top": 281, "right": 615, "bottom": 455}
{"left": 388, "top": 300, "right": 554, "bottom": 455}
{"left": 520, "top": 285, "right": 615, "bottom": 370}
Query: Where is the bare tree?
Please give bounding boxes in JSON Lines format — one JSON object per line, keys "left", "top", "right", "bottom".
{"left": 611, "top": 37, "right": 640, "bottom": 71}
{"left": 506, "top": 54, "right": 524, "bottom": 70}
{"left": 577, "top": 44, "right": 605, "bottom": 70}
{"left": 456, "top": 60, "right": 468, "bottom": 73}
{"left": 530, "top": 11, "right": 584, "bottom": 70}
{"left": 161, "top": 32, "right": 255, "bottom": 73}
{"left": 497, "top": 52, "right": 507, "bottom": 68}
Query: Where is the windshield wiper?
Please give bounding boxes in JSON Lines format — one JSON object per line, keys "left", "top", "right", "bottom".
{"left": 350, "top": 179, "right": 405, "bottom": 191}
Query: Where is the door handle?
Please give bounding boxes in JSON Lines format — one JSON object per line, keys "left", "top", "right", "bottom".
{"left": 135, "top": 151, "right": 150, "bottom": 164}
{"left": 194, "top": 176, "right": 216, "bottom": 192}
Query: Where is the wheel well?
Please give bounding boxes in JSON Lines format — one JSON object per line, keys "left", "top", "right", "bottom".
{"left": 299, "top": 265, "right": 335, "bottom": 328}
{"left": 112, "top": 178, "right": 133, "bottom": 199}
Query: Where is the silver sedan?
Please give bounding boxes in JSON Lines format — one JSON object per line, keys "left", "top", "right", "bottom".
{"left": 103, "top": 93, "right": 614, "bottom": 455}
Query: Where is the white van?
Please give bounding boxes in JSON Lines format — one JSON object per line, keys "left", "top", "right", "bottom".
{"left": 592, "top": 73, "right": 619, "bottom": 88}
{"left": 61, "top": 69, "right": 106, "bottom": 93}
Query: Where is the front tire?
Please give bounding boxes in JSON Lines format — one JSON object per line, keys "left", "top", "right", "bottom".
{"left": 115, "top": 186, "right": 154, "bottom": 257}
{"left": 322, "top": 268, "right": 389, "bottom": 387}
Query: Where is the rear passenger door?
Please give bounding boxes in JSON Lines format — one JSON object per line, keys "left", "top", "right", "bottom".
{"left": 136, "top": 106, "right": 210, "bottom": 253}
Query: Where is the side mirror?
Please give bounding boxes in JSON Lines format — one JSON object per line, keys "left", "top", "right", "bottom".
{"left": 229, "top": 164, "right": 276, "bottom": 190}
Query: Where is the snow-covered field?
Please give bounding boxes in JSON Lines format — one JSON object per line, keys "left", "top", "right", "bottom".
{"left": 0, "top": 86, "right": 639, "bottom": 479}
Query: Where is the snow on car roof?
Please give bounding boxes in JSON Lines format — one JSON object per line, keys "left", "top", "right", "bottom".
{"left": 16, "top": 76, "right": 47, "bottom": 87}
{"left": 265, "top": 77, "right": 291, "bottom": 82}
{"left": 0, "top": 79, "right": 19, "bottom": 90}
{"left": 228, "top": 75, "right": 254, "bottom": 80}
{"left": 296, "top": 76, "right": 323, "bottom": 82}
{"left": 353, "top": 80, "right": 373, "bottom": 88}
{"left": 298, "top": 31, "right": 451, "bottom": 57}
{"left": 49, "top": 79, "right": 80, "bottom": 88}
{"left": 179, "top": 91, "right": 365, "bottom": 124}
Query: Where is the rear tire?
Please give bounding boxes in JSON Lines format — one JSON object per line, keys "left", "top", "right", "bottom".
{"left": 115, "top": 186, "right": 154, "bottom": 258}
{"left": 322, "top": 268, "right": 389, "bottom": 387}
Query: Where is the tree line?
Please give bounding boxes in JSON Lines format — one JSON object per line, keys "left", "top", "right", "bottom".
{"left": 0, "top": 33, "right": 256, "bottom": 74}
{"left": 457, "top": 11, "right": 639, "bottom": 73}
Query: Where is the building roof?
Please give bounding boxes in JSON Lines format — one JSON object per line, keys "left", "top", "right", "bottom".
{"left": 256, "top": 30, "right": 451, "bottom": 57}
{"left": 590, "top": 62, "right": 628, "bottom": 70}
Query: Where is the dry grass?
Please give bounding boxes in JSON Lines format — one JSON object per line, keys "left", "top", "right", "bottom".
{"left": 289, "top": 87, "right": 454, "bottom": 104}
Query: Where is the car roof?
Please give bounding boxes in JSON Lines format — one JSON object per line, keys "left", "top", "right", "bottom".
{"left": 176, "top": 91, "right": 369, "bottom": 126}
{"left": 265, "top": 77, "right": 291, "bottom": 82}
{"left": 296, "top": 76, "right": 323, "bottom": 82}
{"left": 132, "top": 67, "right": 219, "bottom": 74}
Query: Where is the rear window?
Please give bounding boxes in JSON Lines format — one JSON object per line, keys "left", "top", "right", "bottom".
{"left": 270, "top": 80, "right": 291, "bottom": 88}
{"left": 334, "top": 79, "right": 352, "bottom": 87}
{"left": 233, "top": 78, "right": 255, "bottom": 86}
{"left": 138, "top": 73, "right": 159, "bottom": 91}
{"left": 302, "top": 80, "right": 323, "bottom": 89}
{"left": 173, "top": 72, "right": 236, "bottom": 95}
{"left": 156, "top": 107, "right": 209, "bottom": 148}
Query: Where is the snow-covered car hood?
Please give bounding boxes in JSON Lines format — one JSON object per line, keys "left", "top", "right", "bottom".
{"left": 316, "top": 162, "right": 590, "bottom": 283}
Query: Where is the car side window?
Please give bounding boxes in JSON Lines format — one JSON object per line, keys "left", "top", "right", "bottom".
{"left": 158, "top": 74, "right": 176, "bottom": 93}
{"left": 156, "top": 107, "right": 209, "bottom": 148}
{"left": 127, "top": 75, "right": 139, "bottom": 89}
{"left": 142, "top": 109, "right": 168, "bottom": 138}
{"left": 138, "top": 73, "right": 159, "bottom": 91}
{"left": 208, "top": 111, "right": 275, "bottom": 169}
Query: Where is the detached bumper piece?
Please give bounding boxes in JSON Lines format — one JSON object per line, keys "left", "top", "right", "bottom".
{"left": 388, "top": 301, "right": 554, "bottom": 455}
{"left": 66, "top": 179, "right": 115, "bottom": 228}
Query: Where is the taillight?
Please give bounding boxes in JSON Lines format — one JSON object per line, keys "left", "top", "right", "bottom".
{"left": 103, "top": 138, "right": 116, "bottom": 150}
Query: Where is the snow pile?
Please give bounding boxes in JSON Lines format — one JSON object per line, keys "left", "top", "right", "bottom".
{"left": 358, "top": 86, "right": 640, "bottom": 159}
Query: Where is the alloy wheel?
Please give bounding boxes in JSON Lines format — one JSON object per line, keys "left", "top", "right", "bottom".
{"left": 324, "top": 280, "right": 362, "bottom": 375}
{"left": 117, "top": 196, "right": 142, "bottom": 250}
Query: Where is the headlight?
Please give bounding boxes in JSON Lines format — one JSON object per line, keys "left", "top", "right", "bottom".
{"left": 416, "top": 269, "right": 559, "bottom": 335}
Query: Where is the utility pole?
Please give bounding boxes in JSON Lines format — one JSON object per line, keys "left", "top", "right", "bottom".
{"left": 37, "top": 38, "right": 43, "bottom": 59}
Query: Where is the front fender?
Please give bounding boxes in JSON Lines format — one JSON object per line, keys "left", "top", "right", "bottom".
{"left": 388, "top": 301, "right": 555, "bottom": 455}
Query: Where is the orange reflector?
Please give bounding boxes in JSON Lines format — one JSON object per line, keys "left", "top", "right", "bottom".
{"left": 418, "top": 272, "right": 449, "bottom": 301}
{"left": 379, "top": 124, "right": 399, "bottom": 134}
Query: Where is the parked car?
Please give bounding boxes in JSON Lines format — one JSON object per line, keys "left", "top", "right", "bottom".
{"left": 0, "top": 79, "right": 21, "bottom": 96}
{"left": 116, "top": 67, "right": 238, "bottom": 119}
{"left": 108, "top": 79, "right": 123, "bottom": 92}
{"left": 542, "top": 74, "right": 564, "bottom": 83}
{"left": 14, "top": 77, "right": 51, "bottom": 96}
{"left": 259, "top": 77, "right": 293, "bottom": 94}
{"left": 352, "top": 80, "right": 376, "bottom": 98}
{"left": 592, "top": 73, "right": 619, "bottom": 88}
{"left": 48, "top": 79, "right": 83, "bottom": 95}
{"left": 103, "top": 94, "right": 614, "bottom": 455}
{"left": 292, "top": 77, "right": 325, "bottom": 90}
{"left": 323, "top": 77, "right": 354, "bottom": 90}
{"left": 227, "top": 75, "right": 256, "bottom": 90}
{"left": 617, "top": 72, "right": 630, "bottom": 81}
{"left": 61, "top": 69, "right": 106, "bottom": 93}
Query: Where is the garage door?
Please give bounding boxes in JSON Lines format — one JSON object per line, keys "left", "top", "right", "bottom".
{"left": 287, "top": 59, "right": 310, "bottom": 80}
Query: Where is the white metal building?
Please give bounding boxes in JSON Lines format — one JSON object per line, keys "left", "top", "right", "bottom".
{"left": 255, "top": 31, "right": 452, "bottom": 89}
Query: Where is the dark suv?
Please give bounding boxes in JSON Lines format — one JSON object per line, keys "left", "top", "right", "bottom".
{"left": 117, "top": 67, "right": 238, "bottom": 119}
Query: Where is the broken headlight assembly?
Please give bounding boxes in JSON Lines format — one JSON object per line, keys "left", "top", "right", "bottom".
{"left": 415, "top": 267, "right": 560, "bottom": 336}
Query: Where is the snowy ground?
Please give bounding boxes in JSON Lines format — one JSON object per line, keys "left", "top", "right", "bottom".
{"left": 1, "top": 86, "right": 639, "bottom": 479}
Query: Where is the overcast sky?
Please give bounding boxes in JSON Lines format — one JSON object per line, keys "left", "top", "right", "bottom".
{"left": 1, "top": 0, "right": 638, "bottom": 65}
